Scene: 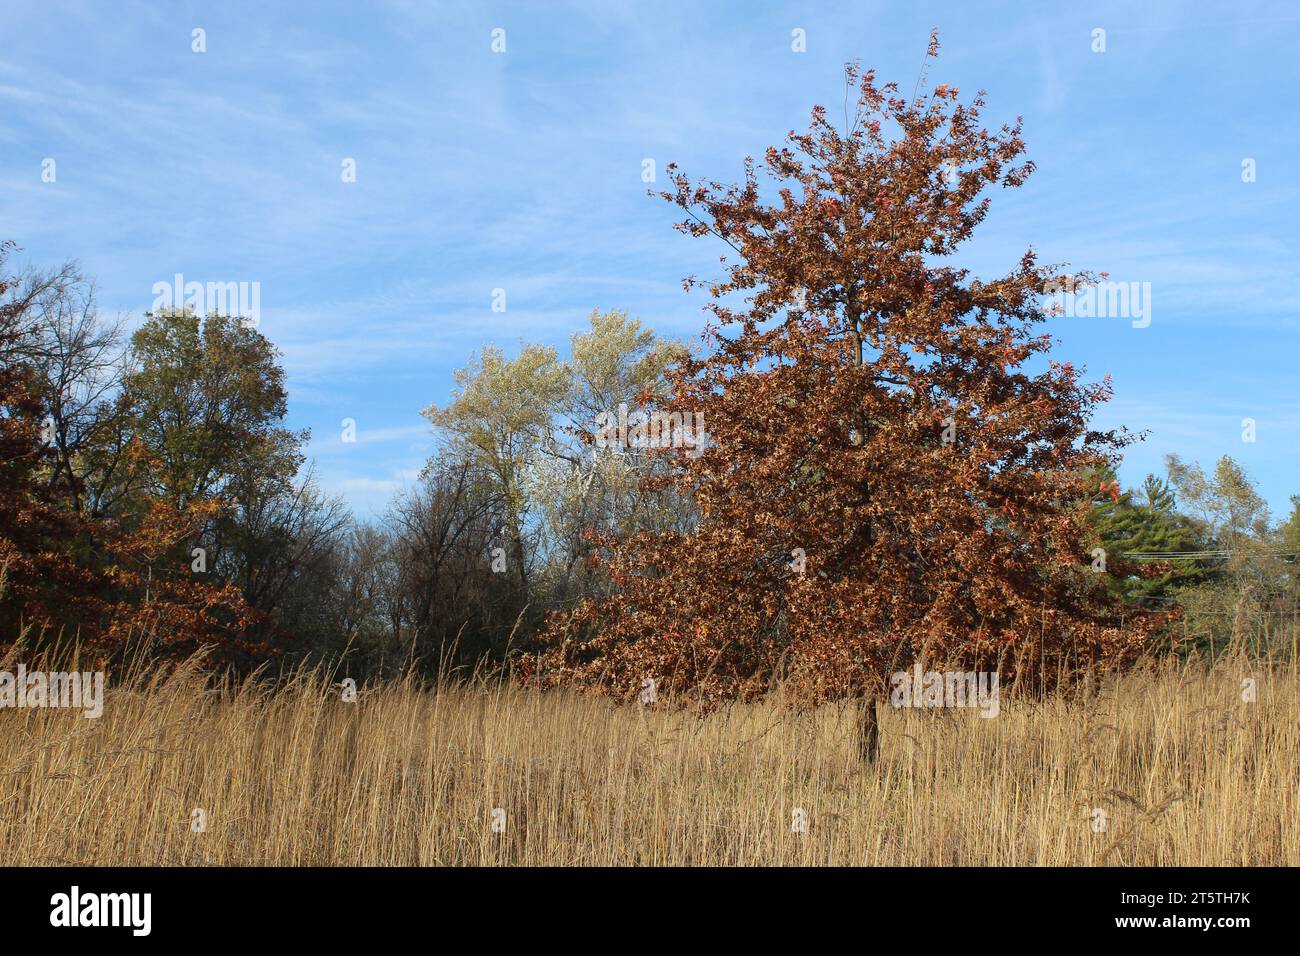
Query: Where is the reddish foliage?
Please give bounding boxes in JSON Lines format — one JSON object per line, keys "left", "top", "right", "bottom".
{"left": 529, "top": 45, "right": 1164, "bottom": 707}
{"left": 0, "top": 243, "right": 266, "bottom": 667}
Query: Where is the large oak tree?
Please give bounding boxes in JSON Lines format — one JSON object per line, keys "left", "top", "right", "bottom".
{"left": 531, "top": 41, "right": 1158, "bottom": 751}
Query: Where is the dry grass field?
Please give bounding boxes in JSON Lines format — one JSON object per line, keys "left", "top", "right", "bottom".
{"left": 1, "top": 649, "right": 1295, "bottom": 866}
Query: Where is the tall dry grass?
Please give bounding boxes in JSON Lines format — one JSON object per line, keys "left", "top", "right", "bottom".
{"left": 0, "top": 647, "right": 1295, "bottom": 866}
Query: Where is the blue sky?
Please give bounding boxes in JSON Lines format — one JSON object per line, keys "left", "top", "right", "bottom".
{"left": 4, "top": 0, "right": 1298, "bottom": 519}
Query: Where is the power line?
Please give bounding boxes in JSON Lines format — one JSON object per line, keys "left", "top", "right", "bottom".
{"left": 1122, "top": 549, "right": 1300, "bottom": 561}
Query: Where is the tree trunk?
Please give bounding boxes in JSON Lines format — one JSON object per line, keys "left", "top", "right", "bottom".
{"left": 857, "top": 695, "right": 879, "bottom": 764}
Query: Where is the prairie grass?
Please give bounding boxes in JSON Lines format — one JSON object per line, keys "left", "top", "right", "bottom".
{"left": 0, "top": 648, "right": 1295, "bottom": 866}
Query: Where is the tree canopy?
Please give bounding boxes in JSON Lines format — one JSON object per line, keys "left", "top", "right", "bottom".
{"left": 530, "top": 41, "right": 1161, "bottom": 708}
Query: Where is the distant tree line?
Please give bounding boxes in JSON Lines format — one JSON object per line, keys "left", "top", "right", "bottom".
{"left": 2, "top": 238, "right": 1295, "bottom": 682}
{"left": 1088, "top": 457, "right": 1300, "bottom": 657}
{"left": 0, "top": 242, "right": 693, "bottom": 677}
